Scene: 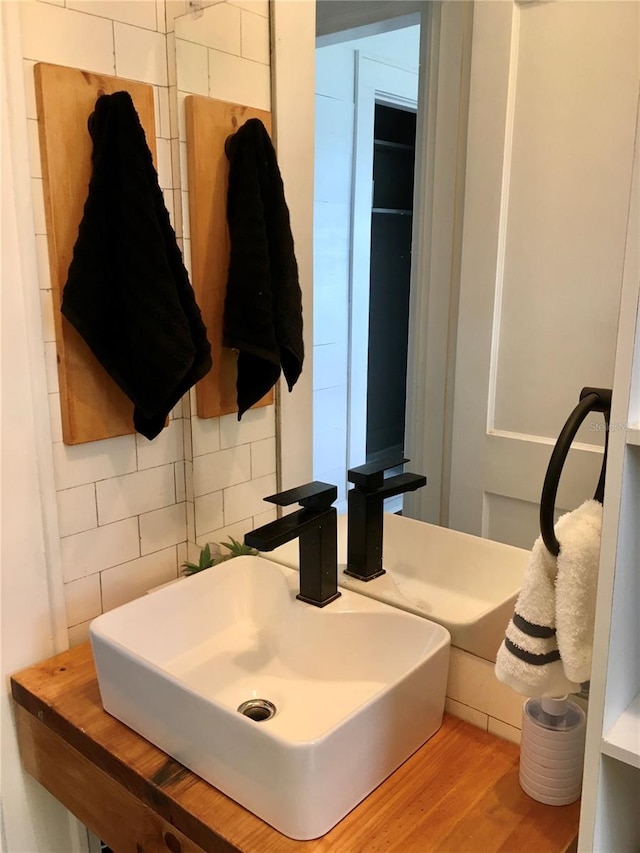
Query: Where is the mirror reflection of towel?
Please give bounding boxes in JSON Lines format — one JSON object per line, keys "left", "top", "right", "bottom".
{"left": 61, "top": 91, "right": 212, "bottom": 440}
{"left": 223, "top": 118, "right": 304, "bottom": 419}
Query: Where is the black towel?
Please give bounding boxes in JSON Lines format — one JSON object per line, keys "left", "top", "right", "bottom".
{"left": 223, "top": 118, "right": 304, "bottom": 419}
{"left": 61, "top": 91, "right": 212, "bottom": 440}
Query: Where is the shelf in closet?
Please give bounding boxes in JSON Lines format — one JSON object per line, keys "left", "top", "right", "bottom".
{"left": 373, "top": 139, "right": 414, "bottom": 152}
{"left": 601, "top": 692, "right": 640, "bottom": 768}
{"left": 372, "top": 208, "right": 413, "bottom": 216}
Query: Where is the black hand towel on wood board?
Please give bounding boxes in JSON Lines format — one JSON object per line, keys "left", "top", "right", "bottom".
{"left": 223, "top": 118, "right": 304, "bottom": 419}
{"left": 61, "top": 91, "right": 212, "bottom": 440}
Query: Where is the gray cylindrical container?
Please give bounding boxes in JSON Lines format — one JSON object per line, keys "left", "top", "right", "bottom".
{"left": 519, "top": 695, "right": 586, "bottom": 806}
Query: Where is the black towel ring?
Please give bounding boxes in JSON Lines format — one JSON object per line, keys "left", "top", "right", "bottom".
{"left": 539, "top": 386, "right": 612, "bottom": 557}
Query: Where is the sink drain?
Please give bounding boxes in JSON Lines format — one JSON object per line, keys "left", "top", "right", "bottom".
{"left": 237, "top": 698, "right": 276, "bottom": 722}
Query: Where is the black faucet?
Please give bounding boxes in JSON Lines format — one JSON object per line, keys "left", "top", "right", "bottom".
{"left": 344, "top": 457, "right": 426, "bottom": 582}
{"left": 244, "top": 481, "right": 341, "bottom": 607}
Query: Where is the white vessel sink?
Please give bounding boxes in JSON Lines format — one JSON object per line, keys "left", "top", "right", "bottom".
{"left": 268, "top": 514, "right": 529, "bottom": 661}
{"left": 90, "top": 555, "right": 450, "bottom": 840}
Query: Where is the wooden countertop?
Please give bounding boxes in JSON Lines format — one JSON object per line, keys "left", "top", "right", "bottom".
{"left": 11, "top": 643, "right": 580, "bottom": 853}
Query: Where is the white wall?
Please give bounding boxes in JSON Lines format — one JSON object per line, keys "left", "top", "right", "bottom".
{"left": 2, "top": 5, "right": 78, "bottom": 848}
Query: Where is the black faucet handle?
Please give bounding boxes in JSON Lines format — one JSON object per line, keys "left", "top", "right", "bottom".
{"left": 348, "top": 455, "right": 409, "bottom": 491}
{"left": 264, "top": 481, "right": 337, "bottom": 512}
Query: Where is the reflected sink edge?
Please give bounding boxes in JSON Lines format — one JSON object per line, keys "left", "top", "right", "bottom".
{"left": 265, "top": 513, "right": 529, "bottom": 663}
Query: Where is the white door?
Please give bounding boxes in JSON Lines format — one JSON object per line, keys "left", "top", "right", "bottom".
{"left": 449, "top": 0, "right": 639, "bottom": 548}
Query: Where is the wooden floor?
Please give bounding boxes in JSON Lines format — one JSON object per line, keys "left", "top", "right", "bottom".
{"left": 11, "top": 642, "right": 581, "bottom": 853}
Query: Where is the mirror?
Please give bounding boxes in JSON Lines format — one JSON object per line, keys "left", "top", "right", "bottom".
{"left": 308, "top": 0, "right": 632, "bottom": 553}
{"left": 170, "top": 0, "right": 636, "bottom": 617}
{"left": 172, "top": 0, "right": 278, "bottom": 562}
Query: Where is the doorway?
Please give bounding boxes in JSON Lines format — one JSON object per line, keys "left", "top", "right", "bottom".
{"left": 367, "top": 103, "right": 417, "bottom": 464}
{"left": 312, "top": 20, "right": 421, "bottom": 513}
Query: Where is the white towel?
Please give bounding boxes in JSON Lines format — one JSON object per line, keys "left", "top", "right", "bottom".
{"left": 555, "top": 499, "right": 602, "bottom": 683}
{"left": 495, "top": 499, "right": 602, "bottom": 697}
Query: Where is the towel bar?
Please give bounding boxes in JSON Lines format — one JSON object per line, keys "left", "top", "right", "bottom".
{"left": 539, "top": 387, "right": 612, "bottom": 557}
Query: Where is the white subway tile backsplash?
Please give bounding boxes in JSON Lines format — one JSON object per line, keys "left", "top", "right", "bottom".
{"left": 35, "top": 235, "right": 51, "bottom": 289}
{"left": 155, "top": 85, "right": 171, "bottom": 138}
{"left": 156, "top": 137, "right": 173, "bottom": 189}
{"left": 315, "top": 46, "right": 355, "bottom": 103}
{"left": 313, "top": 425, "right": 346, "bottom": 478}
{"left": 444, "top": 698, "right": 489, "bottom": 731}
{"left": 177, "top": 540, "right": 188, "bottom": 571}
{"left": 163, "top": 189, "right": 175, "bottom": 225}
{"left": 43, "top": 342, "right": 59, "bottom": 392}
{"left": 241, "top": 9, "right": 269, "bottom": 65}
{"left": 488, "top": 717, "right": 522, "bottom": 745}
{"left": 177, "top": 2, "right": 241, "bottom": 55}
{"left": 219, "top": 405, "right": 275, "bottom": 448}
{"left": 313, "top": 277, "right": 349, "bottom": 345}
{"left": 101, "top": 546, "right": 178, "bottom": 610}
{"left": 191, "top": 416, "right": 221, "bottom": 457}
{"left": 27, "top": 0, "right": 279, "bottom": 633}
{"left": 57, "top": 483, "right": 97, "bottom": 538}
{"left": 48, "top": 393, "right": 64, "bottom": 443}
{"left": 175, "top": 461, "right": 187, "bottom": 502}
{"left": 252, "top": 507, "right": 276, "bottom": 528}
{"left": 64, "top": 574, "right": 102, "bottom": 627}
{"left": 314, "top": 386, "right": 347, "bottom": 432}
{"left": 39, "top": 290, "right": 55, "bottom": 342}
{"left": 173, "top": 395, "right": 187, "bottom": 420}
{"left": 250, "top": 437, "right": 276, "bottom": 479}
{"left": 186, "top": 499, "right": 196, "bottom": 543}
{"left": 114, "top": 22, "right": 168, "bottom": 86}
{"left": 166, "top": 30, "right": 177, "bottom": 87}
{"left": 96, "top": 464, "right": 176, "bottom": 524}
{"left": 197, "top": 517, "right": 253, "bottom": 549}
{"left": 68, "top": 620, "right": 92, "bottom": 647}
{"left": 31, "top": 178, "right": 46, "bottom": 235}
{"left": 61, "top": 517, "right": 140, "bottom": 582}
{"left": 176, "top": 38, "right": 209, "bottom": 95}
{"left": 223, "top": 473, "right": 276, "bottom": 526}
{"left": 140, "top": 502, "right": 186, "bottom": 555}
{"left": 313, "top": 342, "right": 348, "bottom": 391}
{"left": 168, "top": 83, "right": 179, "bottom": 137}
{"left": 171, "top": 186, "right": 183, "bottom": 234}
{"left": 67, "top": 1, "right": 158, "bottom": 31}
{"left": 179, "top": 141, "right": 188, "bottom": 194}
{"left": 228, "top": 0, "right": 268, "bottom": 17}
{"left": 184, "top": 453, "right": 194, "bottom": 501}
{"left": 446, "top": 648, "right": 525, "bottom": 730}
{"left": 193, "top": 444, "right": 251, "bottom": 497}
{"left": 156, "top": 0, "right": 167, "bottom": 33}
{"left": 181, "top": 188, "right": 190, "bottom": 239}
{"left": 194, "top": 491, "right": 224, "bottom": 538}
{"left": 27, "top": 119, "right": 42, "bottom": 178}
{"left": 208, "top": 49, "right": 270, "bottom": 111}
{"left": 165, "top": 0, "right": 188, "bottom": 33}
{"left": 136, "top": 418, "right": 184, "bottom": 469}
{"left": 20, "top": 2, "right": 115, "bottom": 73}
{"left": 23, "top": 61, "right": 38, "bottom": 122}
{"left": 53, "top": 434, "right": 137, "bottom": 491}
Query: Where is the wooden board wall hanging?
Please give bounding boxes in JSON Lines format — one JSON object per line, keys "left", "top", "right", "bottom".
{"left": 184, "top": 95, "right": 273, "bottom": 419}
{"left": 35, "top": 63, "right": 157, "bottom": 445}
